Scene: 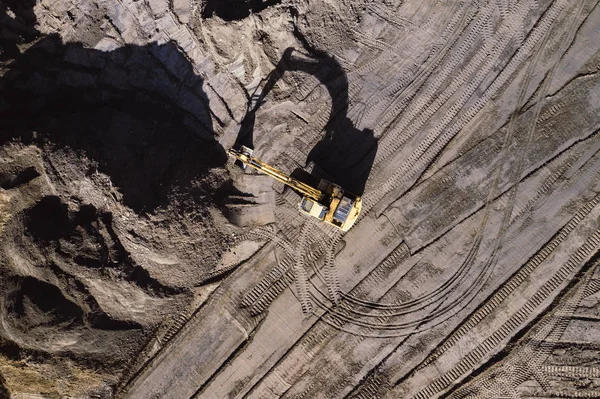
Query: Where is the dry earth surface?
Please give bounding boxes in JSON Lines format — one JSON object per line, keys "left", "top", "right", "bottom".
{"left": 1, "top": 0, "right": 600, "bottom": 398}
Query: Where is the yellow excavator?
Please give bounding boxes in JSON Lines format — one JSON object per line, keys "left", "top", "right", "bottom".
{"left": 228, "top": 146, "right": 362, "bottom": 232}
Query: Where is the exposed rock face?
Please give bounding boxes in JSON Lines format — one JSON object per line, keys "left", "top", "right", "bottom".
{"left": 2, "top": 0, "right": 600, "bottom": 397}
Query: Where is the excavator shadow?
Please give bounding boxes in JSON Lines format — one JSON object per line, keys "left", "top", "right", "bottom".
{"left": 233, "top": 47, "right": 377, "bottom": 196}
{"left": 0, "top": 0, "right": 226, "bottom": 214}
{"left": 202, "top": 0, "right": 281, "bottom": 21}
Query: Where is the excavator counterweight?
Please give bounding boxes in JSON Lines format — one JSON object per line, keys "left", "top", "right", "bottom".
{"left": 228, "top": 146, "right": 361, "bottom": 232}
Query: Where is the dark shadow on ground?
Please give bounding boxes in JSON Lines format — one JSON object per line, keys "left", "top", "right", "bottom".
{"left": 233, "top": 47, "right": 377, "bottom": 195}
{"left": 0, "top": 3, "right": 226, "bottom": 213}
{"left": 0, "top": 374, "right": 7, "bottom": 399}
{"left": 0, "top": 0, "right": 38, "bottom": 61}
{"left": 202, "top": 0, "right": 281, "bottom": 21}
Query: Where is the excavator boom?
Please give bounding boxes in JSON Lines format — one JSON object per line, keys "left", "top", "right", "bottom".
{"left": 228, "top": 146, "right": 361, "bottom": 231}
{"left": 228, "top": 147, "right": 323, "bottom": 201}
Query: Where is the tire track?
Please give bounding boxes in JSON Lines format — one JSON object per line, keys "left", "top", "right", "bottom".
{"left": 420, "top": 193, "right": 600, "bottom": 369}
{"left": 542, "top": 365, "right": 600, "bottom": 378}
{"left": 367, "top": 0, "right": 570, "bottom": 216}
{"left": 371, "top": 5, "right": 495, "bottom": 144}
{"left": 446, "top": 248, "right": 599, "bottom": 399}
{"left": 123, "top": 0, "right": 598, "bottom": 396}
{"left": 357, "top": 3, "right": 473, "bottom": 131}
{"left": 371, "top": 0, "right": 535, "bottom": 170}
{"left": 301, "top": 0, "right": 557, "bottom": 336}
{"left": 240, "top": 216, "right": 335, "bottom": 316}
{"left": 347, "top": 3, "right": 444, "bottom": 78}
{"left": 510, "top": 150, "right": 583, "bottom": 223}
{"left": 293, "top": 221, "right": 314, "bottom": 313}
{"left": 233, "top": 3, "right": 477, "bottom": 326}
{"left": 266, "top": 5, "right": 594, "bottom": 396}
{"left": 323, "top": 232, "right": 342, "bottom": 305}
{"left": 414, "top": 225, "right": 600, "bottom": 399}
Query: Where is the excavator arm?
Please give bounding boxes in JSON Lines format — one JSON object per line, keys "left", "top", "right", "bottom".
{"left": 228, "top": 146, "right": 361, "bottom": 232}
{"left": 228, "top": 147, "right": 323, "bottom": 202}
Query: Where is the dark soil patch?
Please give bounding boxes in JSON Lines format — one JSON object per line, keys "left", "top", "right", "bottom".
{"left": 26, "top": 195, "right": 71, "bottom": 241}
{"left": 6, "top": 276, "right": 84, "bottom": 328}
{"left": 202, "top": 0, "right": 281, "bottom": 20}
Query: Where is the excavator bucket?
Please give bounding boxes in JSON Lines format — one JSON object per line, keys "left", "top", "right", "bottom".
{"left": 231, "top": 146, "right": 253, "bottom": 169}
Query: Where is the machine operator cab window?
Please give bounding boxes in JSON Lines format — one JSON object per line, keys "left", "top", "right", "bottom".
{"left": 332, "top": 196, "right": 354, "bottom": 225}
{"left": 299, "top": 197, "right": 328, "bottom": 220}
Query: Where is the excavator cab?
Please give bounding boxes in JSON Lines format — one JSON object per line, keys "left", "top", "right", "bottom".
{"left": 228, "top": 146, "right": 362, "bottom": 231}
{"left": 299, "top": 197, "right": 328, "bottom": 220}
{"left": 298, "top": 178, "right": 361, "bottom": 231}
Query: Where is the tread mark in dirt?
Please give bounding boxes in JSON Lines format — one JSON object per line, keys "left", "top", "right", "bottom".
{"left": 278, "top": 0, "right": 591, "bottom": 341}
{"left": 235, "top": 0, "right": 566, "bottom": 336}
{"left": 366, "top": 0, "right": 571, "bottom": 216}
{"left": 444, "top": 247, "right": 600, "bottom": 399}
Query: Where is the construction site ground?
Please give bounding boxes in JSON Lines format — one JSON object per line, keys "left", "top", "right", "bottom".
{"left": 1, "top": 0, "right": 600, "bottom": 398}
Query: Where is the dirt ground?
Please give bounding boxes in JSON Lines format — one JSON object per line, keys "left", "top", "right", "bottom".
{"left": 1, "top": 0, "right": 600, "bottom": 398}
